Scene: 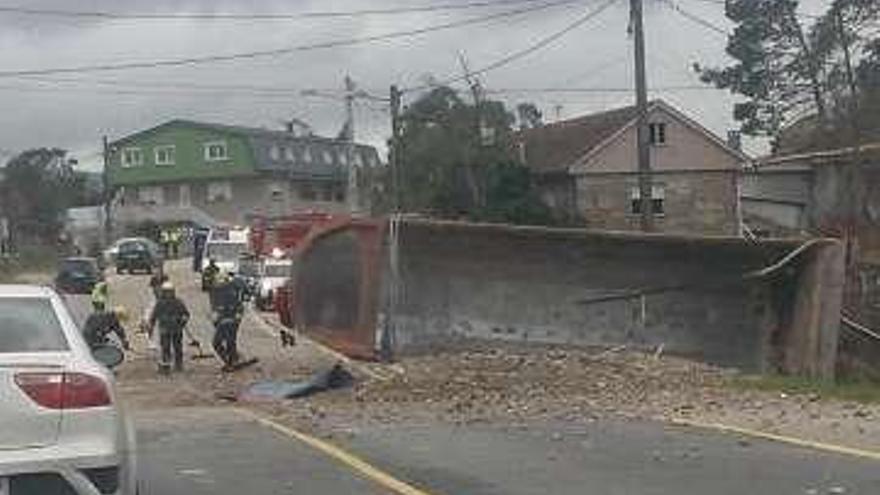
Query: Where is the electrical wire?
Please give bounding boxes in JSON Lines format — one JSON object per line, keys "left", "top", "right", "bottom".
{"left": 662, "top": 0, "right": 728, "bottom": 37}
{"left": 0, "top": 0, "right": 582, "bottom": 78}
{"left": 16, "top": 75, "right": 340, "bottom": 95}
{"left": 485, "top": 85, "right": 719, "bottom": 93}
{"left": 407, "top": 0, "right": 619, "bottom": 92}
{"left": 0, "top": 0, "right": 569, "bottom": 20}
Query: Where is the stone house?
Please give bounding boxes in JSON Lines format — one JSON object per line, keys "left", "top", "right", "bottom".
{"left": 107, "top": 119, "right": 381, "bottom": 228}
{"left": 517, "top": 100, "right": 747, "bottom": 235}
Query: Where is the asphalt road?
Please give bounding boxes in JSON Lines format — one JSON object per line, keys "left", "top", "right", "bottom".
{"left": 339, "top": 419, "right": 880, "bottom": 495}
{"left": 135, "top": 408, "right": 390, "bottom": 495}
{"left": 60, "top": 276, "right": 880, "bottom": 495}
{"left": 131, "top": 406, "right": 880, "bottom": 495}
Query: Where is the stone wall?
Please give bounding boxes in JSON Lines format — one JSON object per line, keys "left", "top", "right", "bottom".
{"left": 575, "top": 171, "right": 740, "bottom": 236}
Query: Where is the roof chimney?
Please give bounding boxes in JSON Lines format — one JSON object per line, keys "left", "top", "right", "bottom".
{"left": 727, "top": 130, "right": 742, "bottom": 151}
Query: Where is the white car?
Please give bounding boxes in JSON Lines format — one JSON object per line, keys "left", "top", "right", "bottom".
{"left": 255, "top": 259, "right": 292, "bottom": 311}
{"left": 0, "top": 285, "right": 137, "bottom": 494}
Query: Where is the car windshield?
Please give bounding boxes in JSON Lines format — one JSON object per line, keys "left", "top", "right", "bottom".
{"left": 0, "top": 298, "right": 68, "bottom": 353}
{"left": 239, "top": 260, "right": 260, "bottom": 278}
{"left": 119, "top": 241, "right": 148, "bottom": 253}
{"left": 264, "top": 263, "right": 291, "bottom": 278}
{"left": 207, "top": 243, "right": 245, "bottom": 261}
{"left": 60, "top": 259, "right": 96, "bottom": 274}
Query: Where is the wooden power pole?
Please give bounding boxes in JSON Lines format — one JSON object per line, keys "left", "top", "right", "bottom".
{"left": 389, "top": 85, "right": 403, "bottom": 212}
{"left": 631, "top": 0, "right": 653, "bottom": 231}
{"left": 343, "top": 75, "right": 359, "bottom": 213}
{"left": 102, "top": 135, "right": 112, "bottom": 245}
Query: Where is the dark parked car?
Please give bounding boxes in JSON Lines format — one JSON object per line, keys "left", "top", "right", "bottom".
{"left": 55, "top": 257, "right": 103, "bottom": 294}
{"left": 115, "top": 240, "right": 160, "bottom": 274}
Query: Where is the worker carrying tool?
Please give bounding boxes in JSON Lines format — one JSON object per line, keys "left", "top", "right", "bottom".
{"left": 90, "top": 281, "right": 109, "bottom": 309}
{"left": 148, "top": 281, "right": 191, "bottom": 374}
{"left": 149, "top": 263, "right": 168, "bottom": 299}
{"left": 201, "top": 258, "right": 219, "bottom": 292}
{"left": 83, "top": 301, "right": 130, "bottom": 351}
{"left": 210, "top": 272, "right": 244, "bottom": 371}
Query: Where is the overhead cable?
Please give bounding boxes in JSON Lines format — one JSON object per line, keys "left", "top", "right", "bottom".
{"left": 662, "top": 0, "right": 728, "bottom": 37}
{"left": 0, "top": 0, "right": 581, "bottom": 78}
{"left": 407, "top": 0, "right": 619, "bottom": 92}
{"left": 0, "top": 0, "right": 568, "bottom": 20}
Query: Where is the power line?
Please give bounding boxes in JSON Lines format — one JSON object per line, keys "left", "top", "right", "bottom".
{"left": 408, "top": 0, "right": 619, "bottom": 92}
{"left": 0, "top": 0, "right": 567, "bottom": 20}
{"left": 0, "top": 82, "right": 335, "bottom": 100}
{"left": 0, "top": 0, "right": 581, "bottom": 78}
{"left": 662, "top": 0, "right": 727, "bottom": 37}
{"left": 16, "top": 75, "right": 342, "bottom": 94}
{"left": 485, "top": 85, "right": 722, "bottom": 93}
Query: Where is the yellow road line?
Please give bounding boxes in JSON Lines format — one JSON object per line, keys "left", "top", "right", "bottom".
{"left": 670, "top": 418, "right": 880, "bottom": 461}
{"left": 234, "top": 408, "right": 437, "bottom": 495}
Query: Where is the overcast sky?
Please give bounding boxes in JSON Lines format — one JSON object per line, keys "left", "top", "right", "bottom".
{"left": 0, "top": 0, "right": 832, "bottom": 170}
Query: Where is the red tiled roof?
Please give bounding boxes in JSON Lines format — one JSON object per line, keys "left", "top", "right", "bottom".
{"left": 518, "top": 104, "right": 638, "bottom": 172}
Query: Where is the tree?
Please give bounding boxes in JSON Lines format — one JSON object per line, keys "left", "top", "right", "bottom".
{"left": 393, "top": 86, "right": 552, "bottom": 224}
{"left": 695, "top": 0, "right": 827, "bottom": 140}
{"left": 698, "top": 0, "right": 879, "bottom": 148}
{"left": 516, "top": 102, "right": 543, "bottom": 130}
{"left": 0, "top": 148, "right": 79, "bottom": 244}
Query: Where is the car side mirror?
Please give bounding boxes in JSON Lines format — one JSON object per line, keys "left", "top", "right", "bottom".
{"left": 92, "top": 344, "right": 124, "bottom": 369}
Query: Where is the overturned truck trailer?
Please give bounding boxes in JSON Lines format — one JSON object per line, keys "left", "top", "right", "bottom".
{"left": 280, "top": 217, "right": 845, "bottom": 379}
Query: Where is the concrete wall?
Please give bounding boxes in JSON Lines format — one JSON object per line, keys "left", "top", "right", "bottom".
{"left": 575, "top": 171, "right": 739, "bottom": 235}
{"left": 287, "top": 219, "right": 844, "bottom": 377}
{"left": 373, "top": 222, "right": 843, "bottom": 375}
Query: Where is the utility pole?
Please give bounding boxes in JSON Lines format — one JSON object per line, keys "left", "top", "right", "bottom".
{"left": 458, "top": 52, "right": 484, "bottom": 210}
{"left": 101, "top": 135, "right": 112, "bottom": 246}
{"left": 835, "top": 5, "right": 863, "bottom": 308}
{"left": 630, "top": 0, "right": 653, "bottom": 231}
{"left": 343, "top": 75, "right": 359, "bottom": 214}
{"left": 389, "top": 85, "right": 403, "bottom": 212}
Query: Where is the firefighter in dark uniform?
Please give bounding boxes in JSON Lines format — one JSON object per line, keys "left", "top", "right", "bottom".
{"left": 211, "top": 272, "right": 243, "bottom": 371}
{"left": 83, "top": 301, "right": 130, "bottom": 351}
{"left": 148, "top": 281, "right": 190, "bottom": 374}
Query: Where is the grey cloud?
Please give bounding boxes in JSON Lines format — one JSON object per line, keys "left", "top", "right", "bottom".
{"left": 0, "top": 0, "right": 836, "bottom": 168}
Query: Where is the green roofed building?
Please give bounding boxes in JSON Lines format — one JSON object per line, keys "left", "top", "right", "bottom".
{"left": 107, "top": 119, "right": 381, "bottom": 227}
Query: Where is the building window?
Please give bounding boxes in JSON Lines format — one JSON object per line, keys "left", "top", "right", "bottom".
{"left": 320, "top": 183, "right": 335, "bottom": 202}
{"left": 322, "top": 150, "right": 333, "bottom": 164}
{"left": 204, "top": 141, "right": 229, "bottom": 162}
{"left": 269, "top": 145, "right": 281, "bottom": 161}
{"left": 630, "top": 185, "right": 665, "bottom": 215}
{"left": 121, "top": 147, "right": 143, "bottom": 168}
{"left": 353, "top": 152, "right": 364, "bottom": 168}
{"left": 649, "top": 123, "right": 667, "bottom": 146}
{"left": 284, "top": 147, "right": 296, "bottom": 161}
{"left": 154, "top": 145, "right": 175, "bottom": 166}
{"left": 365, "top": 152, "right": 378, "bottom": 168}
{"left": 302, "top": 146, "right": 312, "bottom": 163}
{"left": 339, "top": 151, "right": 349, "bottom": 167}
{"left": 179, "top": 184, "right": 191, "bottom": 206}
{"left": 268, "top": 181, "right": 286, "bottom": 201}
{"left": 207, "top": 181, "right": 232, "bottom": 202}
{"left": 298, "top": 183, "right": 316, "bottom": 201}
{"left": 137, "top": 186, "right": 163, "bottom": 205}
